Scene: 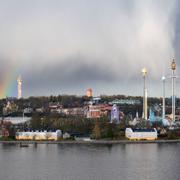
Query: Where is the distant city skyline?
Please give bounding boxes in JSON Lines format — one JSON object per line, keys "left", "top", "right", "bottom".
{"left": 0, "top": 0, "right": 180, "bottom": 98}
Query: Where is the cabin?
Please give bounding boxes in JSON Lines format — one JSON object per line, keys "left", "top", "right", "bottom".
{"left": 125, "top": 128, "right": 157, "bottom": 140}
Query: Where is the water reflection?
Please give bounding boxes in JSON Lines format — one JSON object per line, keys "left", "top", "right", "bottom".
{"left": 0, "top": 143, "right": 179, "bottom": 180}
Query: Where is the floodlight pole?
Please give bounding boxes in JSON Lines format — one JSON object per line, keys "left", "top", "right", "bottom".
{"left": 162, "top": 76, "right": 166, "bottom": 120}
{"left": 142, "top": 68, "right": 148, "bottom": 120}
{"left": 171, "top": 59, "right": 176, "bottom": 122}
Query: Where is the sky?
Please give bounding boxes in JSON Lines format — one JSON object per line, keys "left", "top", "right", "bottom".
{"left": 0, "top": 0, "right": 180, "bottom": 98}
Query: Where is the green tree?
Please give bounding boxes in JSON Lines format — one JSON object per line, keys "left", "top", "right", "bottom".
{"left": 31, "top": 113, "right": 41, "bottom": 130}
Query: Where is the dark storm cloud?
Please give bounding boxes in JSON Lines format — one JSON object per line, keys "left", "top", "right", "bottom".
{"left": 24, "top": 57, "right": 116, "bottom": 93}
{"left": 0, "top": 0, "right": 178, "bottom": 97}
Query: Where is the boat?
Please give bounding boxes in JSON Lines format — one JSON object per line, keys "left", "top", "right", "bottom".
{"left": 19, "top": 143, "right": 29, "bottom": 147}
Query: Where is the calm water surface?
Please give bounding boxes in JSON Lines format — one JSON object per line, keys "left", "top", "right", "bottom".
{"left": 0, "top": 143, "right": 180, "bottom": 180}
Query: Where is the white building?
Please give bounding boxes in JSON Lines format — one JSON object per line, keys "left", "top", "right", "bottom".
{"left": 3, "top": 117, "right": 31, "bottom": 125}
{"left": 16, "top": 130, "right": 62, "bottom": 141}
{"left": 63, "top": 132, "right": 71, "bottom": 139}
{"left": 125, "top": 128, "right": 157, "bottom": 140}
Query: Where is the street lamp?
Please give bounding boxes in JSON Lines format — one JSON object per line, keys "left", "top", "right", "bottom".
{"left": 141, "top": 68, "right": 148, "bottom": 120}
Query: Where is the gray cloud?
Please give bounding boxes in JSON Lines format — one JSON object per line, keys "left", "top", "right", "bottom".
{"left": 25, "top": 57, "right": 115, "bottom": 85}
{"left": 0, "top": 0, "right": 179, "bottom": 97}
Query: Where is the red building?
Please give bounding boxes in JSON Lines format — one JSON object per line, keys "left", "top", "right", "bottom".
{"left": 87, "top": 104, "right": 112, "bottom": 118}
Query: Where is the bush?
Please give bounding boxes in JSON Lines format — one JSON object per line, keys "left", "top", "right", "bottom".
{"left": 167, "top": 131, "right": 178, "bottom": 139}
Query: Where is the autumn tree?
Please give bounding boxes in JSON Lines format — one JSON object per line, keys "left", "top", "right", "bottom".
{"left": 92, "top": 119, "right": 101, "bottom": 139}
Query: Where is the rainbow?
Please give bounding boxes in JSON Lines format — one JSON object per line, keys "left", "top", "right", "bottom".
{"left": 0, "top": 60, "right": 21, "bottom": 99}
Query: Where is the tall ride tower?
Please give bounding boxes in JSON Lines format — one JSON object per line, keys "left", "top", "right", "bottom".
{"left": 17, "top": 75, "right": 22, "bottom": 99}
{"left": 142, "top": 68, "right": 148, "bottom": 120}
{"left": 86, "top": 88, "right": 93, "bottom": 97}
{"left": 171, "top": 59, "right": 176, "bottom": 122}
{"left": 162, "top": 76, "right": 166, "bottom": 120}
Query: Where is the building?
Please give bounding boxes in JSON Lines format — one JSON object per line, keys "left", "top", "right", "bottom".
{"left": 125, "top": 128, "right": 157, "bottom": 140}
{"left": 3, "top": 117, "right": 31, "bottom": 125}
{"left": 86, "top": 104, "right": 111, "bottom": 118}
{"left": 63, "top": 132, "right": 71, "bottom": 139}
{"left": 3, "top": 101, "right": 18, "bottom": 115}
{"left": 86, "top": 88, "right": 93, "bottom": 97}
{"left": 109, "top": 99, "right": 141, "bottom": 105}
{"left": 16, "top": 130, "right": 62, "bottom": 141}
{"left": 49, "top": 102, "right": 62, "bottom": 113}
{"left": 87, "top": 105, "right": 101, "bottom": 118}
{"left": 24, "top": 107, "right": 33, "bottom": 114}
{"left": 110, "top": 104, "right": 120, "bottom": 124}
{"left": 61, "top": 107, "right": 85, "bottom": 116}
{"left": 35, "top": 108, "right": 45, "bottom": 113}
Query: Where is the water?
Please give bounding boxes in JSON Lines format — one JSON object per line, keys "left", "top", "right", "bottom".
{"left": 0, "top": 143, "right": 180, "bottom": 180}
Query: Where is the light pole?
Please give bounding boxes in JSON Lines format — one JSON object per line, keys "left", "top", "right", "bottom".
{"left": 142, "top": 68, "right": 148, "bottom": 120}
{"left": 162, "top": 76, "right": 166, "bottom": 120}
{"left": 171, "top": 59, "right": 176, "bottom": 122}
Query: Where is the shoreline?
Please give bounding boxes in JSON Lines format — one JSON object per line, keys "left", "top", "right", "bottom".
{"left": 1, "top": 139, "right": 180, "bottom": 144}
